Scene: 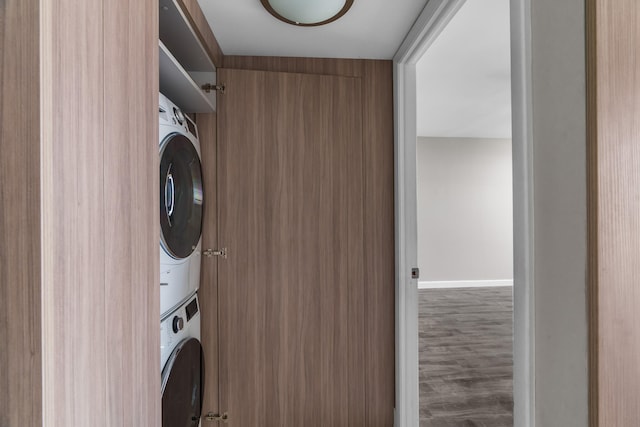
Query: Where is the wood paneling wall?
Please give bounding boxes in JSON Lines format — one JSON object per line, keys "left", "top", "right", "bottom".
{"left": 0, "top": 1, "right": 43, "bottom": 426}
{"left": 220, "top": 57, "right": 395, "bottom": 426}
{"left": 103, "top": 0, "right": 160, "bottom": 425}
{"left": 2, "top": 0, "right": 160, "bottom": 425}
{"left": 40, "top": 0, "right": 107, "bottom": 423}
{"left": 196, "top": 112, "right": 220, "bottom": 417}
{"left": 218, "top": 69, "right": 364, "bottom": 427}
{"left": 361, "top": 60, "right": 396, "bottom": 427}
{"left": 587, "top": 0, "right": 640, "bottom": 426}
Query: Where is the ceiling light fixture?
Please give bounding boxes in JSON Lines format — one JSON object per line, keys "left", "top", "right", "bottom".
{"left": 260, "top": 0, "right": 354, "bottom": 27}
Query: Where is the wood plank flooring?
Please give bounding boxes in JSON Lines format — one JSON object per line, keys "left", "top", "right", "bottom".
{"left": 419, "top": 287, "right": 513, "bottom": 427}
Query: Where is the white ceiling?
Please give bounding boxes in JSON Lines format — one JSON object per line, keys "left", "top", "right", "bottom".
{"left": 198, "top": 0, "right": 428, "bottom": 59}
{"left": 416, "top": 0, "right": 512, "bottom": 139}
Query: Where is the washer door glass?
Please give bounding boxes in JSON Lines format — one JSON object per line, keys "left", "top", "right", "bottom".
{"left": 161, "top": 338, "right": 204, "bottom": 427}
{"left": 160, "top": 133, "right": 203, "bottom": 259}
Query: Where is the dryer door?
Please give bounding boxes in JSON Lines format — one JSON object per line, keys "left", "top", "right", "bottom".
{"left": 160, "top": 133, "right": 204, "bottom": 259}
{"left": 161, "top": 338, "right": 205, "bottom": 427}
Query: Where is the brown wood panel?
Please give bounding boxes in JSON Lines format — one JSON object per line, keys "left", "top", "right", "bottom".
{"left": 362, "top": 60, "right": 396, "bottom": 427}
{"left": 3, "top": 0, "right": 159, "bottom": 425}
{"left": 0, "top": 1, "right": 43, "bottom": 426}
{"left": 217, "top": 68, "right": 364, "bottom": 426}
{"left": 197, "top": 112, "right": 220, "bottom": 417}
{"left": 222, "top": 57, "right": 396, "bottom": 425}
{"left": 40, "top": 0, "right": 107, "bottom": 424}
{"left": 223, "top": 56, "right": 363, "bottom": 78}
{"left": 588, "top": 0, "right": 640, "bottom": 426}
{"left": 41, "top": 0, "right": 160, "bottom": 425}
{"left": 176, "top": 0, "right": 224, "bottom": 67}
{"left": 103, "top": 0, "right": 160, "bottom": 425}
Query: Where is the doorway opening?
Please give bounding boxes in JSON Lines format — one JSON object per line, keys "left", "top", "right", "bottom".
{"left": 415, "top": 1, "right": 514, "bottom": 425}
{"left": 393, "top": 0, "right": 534, "bottom": 426}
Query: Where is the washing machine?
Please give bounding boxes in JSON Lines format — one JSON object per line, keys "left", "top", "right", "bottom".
{"left": 161, "top": 293, "right": 204, "bottom": 426}
{"left": 159, "top": 92, "right": 204, "bottom": 318}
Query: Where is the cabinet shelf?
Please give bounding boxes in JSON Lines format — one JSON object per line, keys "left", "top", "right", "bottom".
{"left": 159, "top": 0, "right": 216, "bottom": 73}
{"left": 159, "top": 40, "right": 216, "bottom": 113}
{"left": 158, "top": 0, "right": 216, "bottom": 113}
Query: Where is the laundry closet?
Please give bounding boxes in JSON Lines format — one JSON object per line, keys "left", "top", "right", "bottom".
{"left": 1, "top": 0, "right": 394, "bottom": 426}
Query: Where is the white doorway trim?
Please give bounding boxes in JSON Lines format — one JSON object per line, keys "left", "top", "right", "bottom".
{"left": 392, "top": 0, "right": 535, "bottom": 426}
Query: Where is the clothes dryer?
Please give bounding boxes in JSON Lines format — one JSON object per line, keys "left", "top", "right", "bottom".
{"left": 160, "top": 293, "right": 204, "bottom": 427}
{"left": 159, "top": 93, "right": 204, "bottom": 317}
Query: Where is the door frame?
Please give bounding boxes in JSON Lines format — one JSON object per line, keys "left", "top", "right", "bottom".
{"left": 392, "top": 0, "right": 535, "bottom": 426}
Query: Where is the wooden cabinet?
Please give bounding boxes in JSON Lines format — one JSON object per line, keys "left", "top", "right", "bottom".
{"left": 1, "top": 0, "right": 159, "bottom": 425}
{"left": 199, "top": 59, "right": 395, "bottom": 427}
{"left": 587, "top": 0, "right": 640, "bottom": 425}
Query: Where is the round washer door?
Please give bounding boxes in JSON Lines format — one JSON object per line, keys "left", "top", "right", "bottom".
{"left": 160, "top": 133, "right": 203, "bottom": 259}
{"left": 161, "top": 338, "right": 205, "bottom": 427}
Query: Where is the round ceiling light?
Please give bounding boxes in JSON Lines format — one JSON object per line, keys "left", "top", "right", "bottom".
{"left": 260, "top": 0, "right": 354, "bottom": 27}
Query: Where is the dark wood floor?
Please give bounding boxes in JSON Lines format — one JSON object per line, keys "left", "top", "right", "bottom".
{"left": 419, "top": 287, "right": 513, "bottom": 427}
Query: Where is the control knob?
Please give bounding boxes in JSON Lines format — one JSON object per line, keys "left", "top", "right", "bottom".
{"left": 173, "top": 107, "right": 185, "bottom": 125}
{"left": 172, "top": 316, "right": 184, "bottom": 333}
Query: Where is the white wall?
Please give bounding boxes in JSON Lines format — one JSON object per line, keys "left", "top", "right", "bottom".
{"left": 526, "top": 0, "right": 589, "bottom": 424}
{"left": 416, "top": 137, "right": 513, "bottom": 283}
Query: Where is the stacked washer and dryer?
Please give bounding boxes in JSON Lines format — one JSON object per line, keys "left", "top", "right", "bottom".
{"left": 159, "top": 93, "right": 205, "bottom": 427}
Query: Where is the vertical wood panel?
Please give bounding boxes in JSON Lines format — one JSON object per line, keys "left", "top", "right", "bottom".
{"left": 0, "top": 1, "right": 43, "bottom": 426}
{"left": 104, "top": 2, "right": 132, "bottom": 422}
{"left": 362, "top": 60, "right": 396, "bottom": 427}
{"left": 197, "top": 112, "right": 220, "bottom": 417}
{"left": 40, "top": 0, "right": 159, "bottom": 425}
{"left": 103, "top": 0, "right": 160, "bottom": 426}
{"left": 345, "top": 79, "right": 366, "bottom": 427}
{"left": 218, "top": 69, "right": 364, "bottom": 426}
{"left": 588, "top": 0, "right": 640, "bottom": 426}
{"left": 220, "top": 57, "right": 395, "bottom": 426}
{"left": 41, "top": 0, "right": 107, "bottom": 424}
{"left": 2, "top": 0, "right": 159, "bottom": 424}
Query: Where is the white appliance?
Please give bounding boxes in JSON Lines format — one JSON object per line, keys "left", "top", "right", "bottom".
{"left": 159, "top": 92, "right": 204, "bottom": 318}
{"left": 161, "top": 293, "right": 204, "bottom": 426}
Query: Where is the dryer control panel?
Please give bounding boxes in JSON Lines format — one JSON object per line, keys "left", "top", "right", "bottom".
{"left": 159, "top": 92, "right": 199, "bottom": 140}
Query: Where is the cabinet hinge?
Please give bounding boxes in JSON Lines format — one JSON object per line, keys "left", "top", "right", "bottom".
{"left": 205, "top": 412, "right": 229, "bottom": 423}
{"left": 203, "top": 248, "right": 227, "bottom": 259}
{"left": 201, "top": 83, "right": 225, "bottom": 94}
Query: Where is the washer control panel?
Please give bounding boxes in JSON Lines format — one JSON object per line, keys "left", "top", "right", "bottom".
{"left": 160, "top": 293, "right": 201, "bottom": 369}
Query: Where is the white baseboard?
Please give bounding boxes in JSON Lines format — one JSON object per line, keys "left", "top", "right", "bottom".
{"left": 418, "top": 279, "right": 513, "bottom": 289}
